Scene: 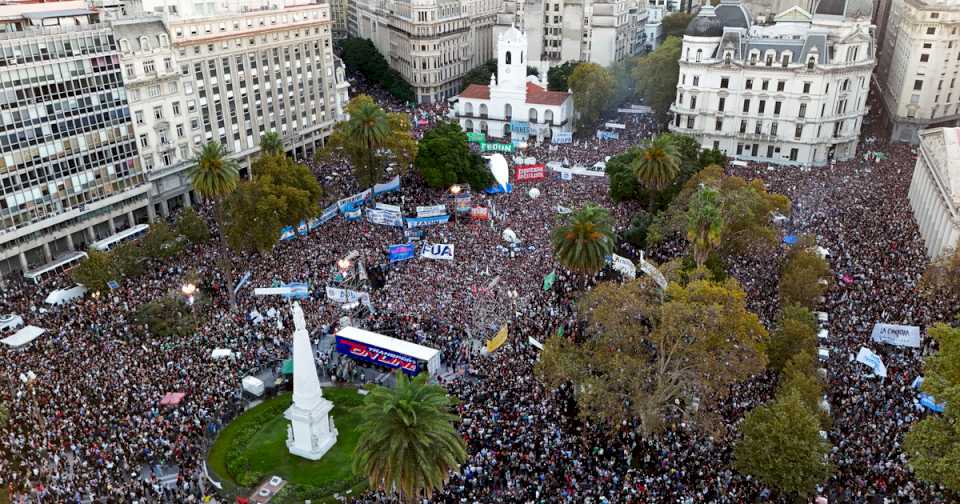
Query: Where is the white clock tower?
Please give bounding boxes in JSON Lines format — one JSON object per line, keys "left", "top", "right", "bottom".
{"left": 491, "top": 25, "right": 528, "bottom": 103}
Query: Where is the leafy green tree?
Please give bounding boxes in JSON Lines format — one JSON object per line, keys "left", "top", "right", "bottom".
{"left": 71, "top": 249, "right": 116, "bottom": 292}
{"left": 778, "top": 350, "right": 830, "bottom": 427}
{"left": 632, "top": 36, "right": 681, "bottom": 124}
{"left": 547, "top": 61, "right": 578, "bottom": 91}
{"left": 353, "top": 373, "right": 467, "bottom": 503}
{"left": 188, "top": 141, "right": 240, "bottom": 307}
{"left": 550, "top": 204, "right": 615, "bottom": 275}
{"left": 623, "top": 212, "right": 653, "bottom": 248}
{"left": 919, "top": 248, "right": 960, "bottom": 301}
{"left": 139, "top": 221, "right": 181, "bottom": 260}
{"left": 461, "top": 59, "right": 497, "bottom": 90}
{"left": 176, "top": 208, "right": 210, "bottom": 243}
{"left": 718, "top": 176, "right": 791, "bottom": 255}
{"left": 225, "top": 154, "right": 322, "bottom": 253}
{"left": 686, "top": 184, "right": 722, "bottom": 268}
{"left": 662, "top": 12, "right": 695, "bottom": 38}
{"left": 605, "top": 148, "right": 643, "bottom": 201}
{"left": 699, "top": 147, "right": 728, "bottom": 168}
{"left": 111, "top": 242, "right": 144, "bottom": 278}
{"left": 259, "top": 131, "right": 284, "bottom": 156}
{"left": 539, "top": 277, "right": 768, "bottom": 434}
{"left": 384, "top": 111, "right": 418, "bottom": 174}
{"left": 568, "top": 62, "right": 615, "bottom": 129}
{"left": 904, "top": 323, "right": 960, "bottom": 492}
{"left": 767, "top": 304, "right": 818, "bottom": 372}
{"left": 633, "top": 135, "right": 681, "bottom": 190}
{"left": 340, "top": 38, "right": 415, "bottom": 102}
{"left": 415, "top": 122, "right": 493, "bottom": 189}
{"left": 134, "top": 296, "right": 195, "bottom": 338}
{"left": 734, "top": 389, "right": 833, "bottom": 499}
{"left": 779, "top": 242, "right": 832, "bottom": 310}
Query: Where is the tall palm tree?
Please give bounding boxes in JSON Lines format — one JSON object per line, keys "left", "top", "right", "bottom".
{"left": 188, "top": 141, "right": 240, "bottom": 308}
{"left": 353, "top": 373, "right": 467, "bottom": 503}
{"left": 686, "top": 184, "right": 723, "bottom": 268}
{"left": 551, "top": 204, "right": 615, "bottom": 275}
{"left": 346, "top": 99, "right": 390, "bottom": 186}
{"left": 259, "top": 131, "right": 284, "bottom": 157}
{"left": 633, "top": 135, "right": 681, "bottom": 190}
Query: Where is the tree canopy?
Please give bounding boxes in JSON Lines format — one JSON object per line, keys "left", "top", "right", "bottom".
{"left": 568, "top": 62, "right": 615, "bottom": 130}
{"left": 919, "top": 248, "right": 960, "bottom": 305}
{"left": 767, "top": 304, "right": 818, "bottom": 373}
{"left": 176, "top": 208, "right": 210, "bottom": 244}
{"left": 538, "top": 276, "right": 768, "bottom": 435}
{"left": 686, "top": 184, "right": 723, "bottom": 268}
{"left": 461, "top": 58, "right": 498, "bottom": 90}
{"left": 550, "top": 204, "right": 615, "bottom": 275}
{"left": 339, "top": 38, "right": 414, "bottom": 102}
{"left": 71, "top": 249, "right": 116, "bottom": 293}
{"left": 414, "top": 122, "right": 493, "bottom": 190}
{"left": 547, "top": 61, "right": 578, "bottom": 91}
{"left": 632, "top": 36, "right": 681, "bottom": 124}
{"left": 634, "top": 135, "right": 681, "bottom": 190}
{"left": 779, "top": 239, "right": 832, "bottom": 310}
{"left": 662, "top": 12, "right": 695, "bottom": 39}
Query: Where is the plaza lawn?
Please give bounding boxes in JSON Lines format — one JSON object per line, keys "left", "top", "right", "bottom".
{"left": 209, "top": 387, "right": 367, "bottom": 501}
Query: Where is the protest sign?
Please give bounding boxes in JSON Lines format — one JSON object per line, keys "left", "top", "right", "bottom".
{"left": 422, "top": 243, "right": 454, "bottom": 261}
{"left": 870, "top": 323, "right": 921, "bottom": 348}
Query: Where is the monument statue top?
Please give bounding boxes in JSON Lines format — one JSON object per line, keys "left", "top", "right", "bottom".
{"left": 292, "top": 301, "right": 307, "bottom": 332}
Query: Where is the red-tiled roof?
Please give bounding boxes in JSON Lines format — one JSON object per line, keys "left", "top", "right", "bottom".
{"left": 459, "top": 84, "right": 490, "bottom": 100}
{"left": 526, "top": 82, "right": 570, "bottom": 106}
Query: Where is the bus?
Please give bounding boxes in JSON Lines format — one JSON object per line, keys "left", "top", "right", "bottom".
{"left": 23, "top": 251, "right": 88, "bottom": 285}
{"left": 90, "top": 224, "right": 150, "bottom": 251}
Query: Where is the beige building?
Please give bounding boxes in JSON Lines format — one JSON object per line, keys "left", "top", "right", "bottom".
{"left": 908, "top": 127, "right": 960, "bottom": 258}
{"left": 876, "top": 0, "right": 960, "bottom": 143}
{"left": 350, "top": 0, "right": 499, "bottom": 104}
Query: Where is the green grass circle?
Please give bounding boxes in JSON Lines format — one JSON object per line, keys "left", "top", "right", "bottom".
{"left": 208, "top": 387, "right": 368, "bottom": 502}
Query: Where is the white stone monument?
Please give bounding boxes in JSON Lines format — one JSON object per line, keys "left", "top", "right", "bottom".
{"left": 284, "top": 302, "right": 338, "bottom": 460}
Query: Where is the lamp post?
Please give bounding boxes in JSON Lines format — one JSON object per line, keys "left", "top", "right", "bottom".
{"left": 181, "top": 283, "right": 196, "bottom": 306}
{"left": 450, "top": 184, "right": 462, "bottom": 223}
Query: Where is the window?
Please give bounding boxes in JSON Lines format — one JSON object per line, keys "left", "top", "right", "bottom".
{"left": 777, "top": 81, "right": 785, "bottom": 92}
{"left": 802, "top": 82, "right": 811, "bottom": 94}
{"left": 135, "top": 110, "right": 144, "bottom": 125}
{"left": 771, "top": 122, "right": 778, "bottom": 136}
{"left": 125, "top": 64, "right": 136, "bottom": 78}
{"left": 914, "top": 80, "right": 924, "bottom": 91}
{"left": 164, "top": 57, "right": 173, "bottom": 72}
{"left": 762, "top": 80, "right": 769, "bottom": 91}
{"left": 774, "top": 101, "right": 782, "bottom": 115}
{"left": 139, "top": 134, "right": 149, "bottom": 148}
{"left": 718, "top": 97, "right": 726, "bottom": 112}
{"left": 505, "top": 51, "right": 511, "bottom": 64}
{"left": 758, "top": 100, "right": 766, "bottom": 114}
{"left": 767, "top": 145, "right": 775, "bottom": 158}
{"left": 686, "top": 116, "right": 694, "bottom": 128}
{"left": 743, "top": 99, "right": 751, "bottom": 113}
{"left": 781, "top": 54, "right": 790, "bottom": 67}
{"left": 690, "top": 96, "right": 697, "bottom": 109}
{"left": 715, "top": 118, "right": 723, "bottom": 131}
{"left": 720, "top": 77, "right": 729, "bottom": 89}
{"left": 740, "top": 120, "right": 747, "bottom": 133}
{"left": 695, "top": 49, "right": 702, "bottom": 62}
{"left": 745, "top": 79, "right": 753, "bottom": 90}
{"left": 737, "top": 144, "right": 744, "bottom": 155}
{"left": 927, "top": 27, "right": 936, "bottom": 35}
{"left": 172, "top": 102, "right": 181, "bottom": 115}
{"left": 807, "top": 57, "right": 815, "bottom": 70}
{"left": 789, "top": 148, "right": 798, "bottom": 161}
{"left": 755, "top": 121, "right": 762, "bottom": 135}
{"left": 143, "top": 60, "right": 155, "bottom": 74}
{"left": 921, "top": 54, "right": 930, "bottom": 63}
{"left": 794, "top": 124, "right": 803, "bottom": 138}
{"left": 153, "top": 106, "right": 163, "bottom": 120}
{"left": 693, "top": 75, "right": 700, "bottom": 86}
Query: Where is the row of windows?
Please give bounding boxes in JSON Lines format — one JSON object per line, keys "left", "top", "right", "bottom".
{"left": 676, "top": 113, "right": 856, "bottom": 140}
{"left": 0, "top": 32, "right": 116, "bottom": 67}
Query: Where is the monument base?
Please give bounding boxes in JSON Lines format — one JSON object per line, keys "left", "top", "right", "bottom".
{"left": 284, "top": 400, "right": 339, "bottom": 461}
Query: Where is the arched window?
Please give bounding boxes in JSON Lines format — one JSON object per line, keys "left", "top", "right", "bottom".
{"left": 465, "top": 102, "right": 473, "bottom": 115}
{"left": 529, "top": 108, "right": 538, "bottom": 122}
{"left": 139, "top": 36, "right": 150, "bottom": 51}
{"left": 119, "top": 38, "right": 129, "bottom": 52}
{"left": 695, "top": 49, "right": 702, "bottom": 62}
{"left": 781, "top": 52, "right": 791, "bottom": 67}
{"left": 544, "top": 109, "right": 554, "bottom": 124}
{"left": 807, "top": 56, "right": 816, "bottom": 69}
{"left": 465, "top": 119, "right": 474, "bottom": 131}
{"left": 723, "top": 50, "right": 732, "bottom": 64}
{"left": 480, "top": 103, "right": 488, "bottom": 116}
{"left": 159, "top": 34, "right": 169, "bottom": 47}
{"left": 505, "top": 51, "right": 511, "bottom": 64}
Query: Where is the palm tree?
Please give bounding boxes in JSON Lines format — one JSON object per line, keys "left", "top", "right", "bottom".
{"left": 633, "top": 135, "right": 681, "bottom": 190}
{"left": 686, "top": 184, "right": 723, "bottom": 268}
{"left": 353, "top": 373, "right": 467, "bottom": 503}
{"left": 551, "top": 204, "right": 615, "bottom": 275}
{"left": 346, "top": 99, "right": 390, "bottom": 186}
{"left": 259, "top": 131, "right": 284, "bottom": 156}
{"left": 188, "top": 141, "right": 240, "bottom": 307}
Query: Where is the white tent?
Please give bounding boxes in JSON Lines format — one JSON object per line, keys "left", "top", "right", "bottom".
{"left": 0, "top": 314, "right": 24, "bottom": 332}
{"left": 486, "top": 154, "right": 509, "bottom": 190}
{"left": 45, "top": 285, "right": 87, "bottom": 305}
{"left": 210, "top": 348, "right": 235, "bottom": 360}
{"left": 1, "top": 325, "right": 45, "bottom": 347}
{"left": 241, "top": 376, "right": 265, "bottom": 396}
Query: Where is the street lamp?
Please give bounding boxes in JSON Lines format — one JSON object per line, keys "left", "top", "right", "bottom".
{"left": 181, "top": 283, "right": 196, "bottom": 305}
{"left": 337, "top": 258, "right": 351, "bottom": 271}
{"left": 450, "top": 185, "right": 462, "bottom": 223}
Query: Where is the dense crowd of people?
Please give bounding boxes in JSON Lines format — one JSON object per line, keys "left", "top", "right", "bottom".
{"left": 0, "top": 74, "right": 953, "bottom": 504}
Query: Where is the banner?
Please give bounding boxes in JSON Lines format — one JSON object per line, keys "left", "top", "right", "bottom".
{"left": 528, "top": 336, "right": 544, "bottom": 350}
{"left": 556, "top": 205, "right": 572, "bottom": 214}
{"left": 466, "top": 132, "right": 486, "bottom": 143}
{"left": 514, "top": 164, "right": 546, "bottom": 182}
{"left": 638, "top": 253, "right": 668, "bottom": 289}
{"left": 405, "top": 215, "right": 449, "bottom": 228}
{"left": 316, "top": 204, "right": 339, "bottom": 225}
{"left": 552, "top": 132, "right": 572, "bottom": 144}
{"left": 234, "top": 271, "right": 252, "bottom": 294}
{"left": 543, "top": 271, "right": 556, "bottom": 291}
{"left": 605, "top": 122, "right": 626, "bottom": 129}
{"left": 343, "top": 206, "right": 362, "bottom": 222}
{"left": 480, "top": 142, "right": 515, "bottom": 153}
{"left": 404, "top": 228, "right": 424, "bottom": 241}
{"left": 552, "top": 166, "right": 607, "bottom": 178}
{"left": 280, "top": 226, "right": 296, "bottom": 241}
{"left": 454, "top": 193, "right": 472, "bottom": 213}
{"left": 336, "top": 336, "right": 420, "bottom": 375}
{"left": 372, "top": 175, "right": 401, "bottom": 195}
{"left": 509, "top": 120, "right": 529, "bottom": 136}
{"left": 297, "top": 220, "right": 309, "bottom": 236}
{"left": 486, "top": 324, "right": 508, "bottom": 353}
{"left": 388, "top": 243, "right": 416, "bottom": 262}
{"left": 856, "top": 347, "right": 888, "bottom": 378}
{"left": 421, "top": 243, "right": 454, "bottom": 261}
{"left": 325, "top": 286, "right": 371, "bottom": 305}
{"left": 416, "top": 204, "right": 447, "bottom": 218}
{"left": 610, "top": 253, "right": 637, "bottom": 280}
{"left": 919, "top": 393, "right": 946, "bottom": 413}
{"left": 597, "top": 131, "right": 620, "bottom": 141}
{"left": 484, "top": 183, "right": 513, "bottom": 194}
{"left": 375, "top": 202, "right": 401, "bottom": 214}
{"left": 470, "top": 207, "right": 489, "bottom": 221}
{"left": 337, "top": 188, "right": 372, "bottom": 210}
{"left": 871, "top": 323, "right": 922, "bottom": 348}
{"left": 366, "top": 208, "right": 404, "bottom": 227}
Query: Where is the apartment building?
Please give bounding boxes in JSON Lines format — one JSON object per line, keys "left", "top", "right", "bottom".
{"left": 350, "top": 0, "right": 499, "bottom": 104}
{"left": 876, "top": 0, "right": 960, "bottom": 143}
{"left": 494, "top": 0, "right": 650, "bottom": 68}
{"left": 669, "top": 0, "right": 875, "bottom": 167}
{"left": 0, "top": 2, "right": 150, "bottom": 277}
{"left": 330, "top": 0, "right": 349, "bottom": 39}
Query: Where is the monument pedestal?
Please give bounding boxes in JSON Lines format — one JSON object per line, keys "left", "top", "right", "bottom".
{"left": 285, "top": 399, "right": 339, "bottom": 460}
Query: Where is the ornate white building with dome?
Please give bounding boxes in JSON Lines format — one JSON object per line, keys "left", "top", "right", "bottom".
{"left": 454, "top": 26, "right": 575, "bottom": 143}
{"left": 669, "top": 0, "right": 875, "bottom": 166}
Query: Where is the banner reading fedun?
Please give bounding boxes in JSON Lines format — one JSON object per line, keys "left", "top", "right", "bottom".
{"left": 486, "top": 325, "right": 508, "bottom": 353}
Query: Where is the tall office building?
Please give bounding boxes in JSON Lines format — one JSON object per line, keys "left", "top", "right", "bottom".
{"left": 350, "top": 0, "right": 500, "bottom": 104}
{"left": 669, "top": 0, "right": 875, "bottom": 167}
{"left": 0, "top": 2, "right": 150, "bottom": 277}
{"left": 875, "top": 0, "right": 960, "bottom": 143}
{"left": 330, "top": 0, "right": 349, "bottom": 39}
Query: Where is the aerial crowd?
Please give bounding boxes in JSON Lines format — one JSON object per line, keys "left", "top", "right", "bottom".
{"left": 0, "top": 75, "right": 953, "bottom": 504}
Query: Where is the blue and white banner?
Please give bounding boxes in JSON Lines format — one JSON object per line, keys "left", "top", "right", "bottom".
{"left": 325, "top": 285, "right": 371, "bottom": 305}
{"left": 597, "top": 130, "right": 620, "bottom": 141}
{"left": 388, "top": 243, "right": 416, "bottom": 262}
{"left": 919, "top": 393, "right": 946, "bottom": 413}
{"left": 343, "top": 207, "right": 362, "bottom": 221}
{"left": 552, "top": 132, "right": 572, "bottom": 144}
{"left": 484, "top": 183, "right": 513, "bottom": 194}
{"left": 316, "top": 204, "right": 339, "bottom": 226}
{"left": 337, "top": 189, "right": 372, "bottom": 211}
{"left": 856, "top": 347, "right": 888, "bottom": 378}
{"left": 366, "top": 208, "right": 404, "bottom": 227}
{"left": 373, "top": 175, "right": 401, "bottom": 195}
{"left": 416, "top": 204, "right": 447, "bottom": 218}
{"left": 234, "top": 271, "right": 252, "bottom": 294}
{"left": 281, "top": 282, "right": 311, "bottom": 300}
{"left": 422, "top": 243, "right": 454, "bottom": 261}
{"left": 871, "top": 323, "right": 922, "bottom": 348}
{"left": 375, "top": 202, "right": 402, "bottom": 214}
{"left": 405, "top": 215, "right": 449, "bottom": 228}
{"left": 297, "top": 220, "right": 309, "bottom": 236}
{"left": 280, "top": 226, "right": 296, "bottom": 241}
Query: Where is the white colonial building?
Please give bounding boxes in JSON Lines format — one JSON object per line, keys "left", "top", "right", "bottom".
{"left": 908, "top": 127, "right": 960, "bottom": 258}
{"left": 669, "top": 0, "right": 875, "bottom": 166}
{"left": 454, "top": 26, "right": 574, "bottom": 142}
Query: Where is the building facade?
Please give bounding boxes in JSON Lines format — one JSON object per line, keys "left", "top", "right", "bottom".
{"left": 494, "top": 0, "right": 650, "bottom": 69}
{"left": 330, "top": 0, "right": 349, "bottom": 39}
{"left": 350, "top": 0, "right": 499, "bottom": 104}
{"left": 908, "top": 127, "right": 960, "bottom": 258}
{"left": 454, "top": 26, "right": 574, "bottom": 141}
{"left": 876, "top": 0, "right": 960, "bottom": 144}
{"left": 669, "top": 0, "right": 875, "bottom": 167}
{"left": 0, "top": 3, "right": 151, "bottom": 277}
